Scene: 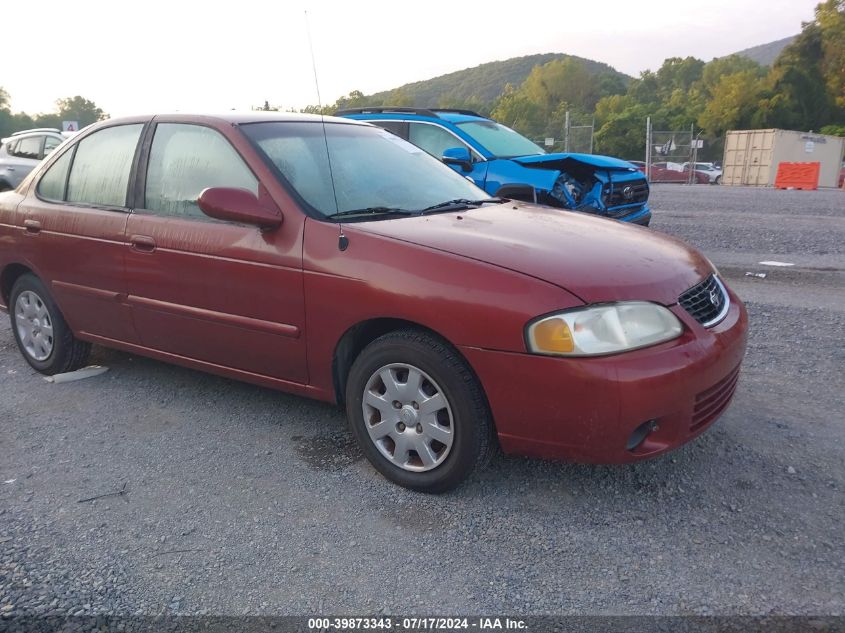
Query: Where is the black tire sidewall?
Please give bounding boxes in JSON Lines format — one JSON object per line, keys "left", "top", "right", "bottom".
{"left": 346, "top": 334, "right": 486, "bottom": 493}
{"left": 9, "top": 274, "right": 71, "bottom": 374}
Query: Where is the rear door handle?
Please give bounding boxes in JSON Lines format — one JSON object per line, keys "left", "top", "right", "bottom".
{"left": 130, "top": 234, "right": 156, "bottom": 252}
{"left": 23, "top": 219, "right": 41, "bottom": 234}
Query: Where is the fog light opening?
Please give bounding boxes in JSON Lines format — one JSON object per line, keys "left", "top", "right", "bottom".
{"left": 626, "top": 419, "right": 659, "bottom": 452}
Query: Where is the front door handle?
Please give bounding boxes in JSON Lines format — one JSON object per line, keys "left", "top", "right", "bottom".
{"left": 23, "top": 219, "right": 41, "bottom": 234}
{"left": 130, "top": 234, "right": 156, "bottom": 252}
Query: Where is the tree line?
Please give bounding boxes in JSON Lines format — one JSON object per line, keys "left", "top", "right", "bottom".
{"left": 299, "top": 0, "right": 845, "bottom": 160}
{"left": 0, "top": 92, "right": 107, "bottom": 139}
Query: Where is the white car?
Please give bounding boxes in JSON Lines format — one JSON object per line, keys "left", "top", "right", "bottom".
{"left": 683, "top": 161, "right": 722, "bottom": 185}
{"left": 0, "top": 129, "right": 74, "bottom": 191}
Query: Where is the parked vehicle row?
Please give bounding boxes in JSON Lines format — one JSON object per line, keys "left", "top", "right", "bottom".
{"left": 627, "top": 160, "right": 722, "bottom": 184}
{"left": 0, "top": 112, "right": 747, "bottom": 492}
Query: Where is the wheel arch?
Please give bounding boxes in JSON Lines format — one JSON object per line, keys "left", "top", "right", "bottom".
{"left": 0, "top": 262, "right": 35, "bottom": 308}
{"left": 331, "top": 317, "right": 492, "bottom": 418}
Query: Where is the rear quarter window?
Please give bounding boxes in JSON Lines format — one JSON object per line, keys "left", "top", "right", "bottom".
{"left": 37, "top": 149, "right": 74, "bottom": 201}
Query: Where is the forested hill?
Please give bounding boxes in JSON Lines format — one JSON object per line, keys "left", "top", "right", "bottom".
{"left": 732, "top": 35, "right": 798, "bottom": 66}
{"left": 367, "top": 53, "right": 632, "bottom": 107}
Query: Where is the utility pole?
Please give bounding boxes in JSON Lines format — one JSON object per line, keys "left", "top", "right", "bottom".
{"left": 564, "top": 111, "right": 570, "bottom": 153}
{"left": 688, "top": 123, "right": 695, "bottom": 185}
{"left": 645, "top": 116, "right": 652, "bottom": 182}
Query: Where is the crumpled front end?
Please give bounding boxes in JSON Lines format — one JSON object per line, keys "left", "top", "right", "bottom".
{"left": 516, "top": 154, "right": 652, "bottom": 225}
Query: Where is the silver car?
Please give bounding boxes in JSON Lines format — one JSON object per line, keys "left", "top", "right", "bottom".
{"left": 0, "top": 129, "right": 72, "bottom": 191}
{"left": 683, "top": 161, "right": 722, "bottom": 185}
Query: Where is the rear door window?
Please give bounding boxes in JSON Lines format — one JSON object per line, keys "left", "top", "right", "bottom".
{"left": 66, "top": 124, "right": 144, "bottom": 207}
{"left": 368, "top": 120, "right": 408, "bottom": 139}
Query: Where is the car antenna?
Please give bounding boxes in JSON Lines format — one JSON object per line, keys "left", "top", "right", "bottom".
{"left": 305, "top": 10, "right": 347, "bottom": 252}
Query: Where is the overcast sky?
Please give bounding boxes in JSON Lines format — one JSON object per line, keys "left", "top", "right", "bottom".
{"left": 4, "top": 0, "right": 818, "bottom": 117}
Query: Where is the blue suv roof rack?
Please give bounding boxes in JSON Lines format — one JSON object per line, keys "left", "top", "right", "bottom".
{"left": 335, "top": 107, "right": 484, "bottom": 119}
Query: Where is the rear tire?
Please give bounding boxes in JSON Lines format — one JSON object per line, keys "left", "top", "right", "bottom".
{"left": 345, "top": 329, "right": 495, "bottom": 493}
{"left": 9, "top": 274, "right": 91, "bottom": 375}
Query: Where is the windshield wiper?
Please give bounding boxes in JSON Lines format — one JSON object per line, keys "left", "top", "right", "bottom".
{"left": 416, "top": 197, "right": 503, "bottom": 214}
{"left": 325, "top": 206, "right": 413, "bottom": 219}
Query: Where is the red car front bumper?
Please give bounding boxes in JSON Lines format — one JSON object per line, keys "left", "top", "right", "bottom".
{"left": 461, "top": 288, "right": 748, "bottom": 463}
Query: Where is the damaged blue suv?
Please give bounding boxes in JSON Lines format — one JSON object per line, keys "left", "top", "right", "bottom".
{"left": 337, "top": 107, "right": 651, "bottom": 225}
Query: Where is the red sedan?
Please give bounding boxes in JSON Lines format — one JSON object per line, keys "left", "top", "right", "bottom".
{"left": 0, "top": 113, "right": 747, "bottom": 492}
{"left": 650, "top": 162, "right": 710, "bottom": 184}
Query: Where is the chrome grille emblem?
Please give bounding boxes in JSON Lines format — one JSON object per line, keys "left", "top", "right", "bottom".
{"left": 709, "top": 288, "right": 721, "bottom": 307}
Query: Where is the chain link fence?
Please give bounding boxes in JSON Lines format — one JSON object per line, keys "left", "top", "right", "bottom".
{"left": 645, "top": 120, "right": 697, "bottom": 183}
{"left": 533, "top": 111, "right": 594, "bottom": 154}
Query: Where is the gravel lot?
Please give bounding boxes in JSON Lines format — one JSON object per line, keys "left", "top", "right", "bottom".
{"left": 1, "top": 184, "right": 843, "bottom": 618}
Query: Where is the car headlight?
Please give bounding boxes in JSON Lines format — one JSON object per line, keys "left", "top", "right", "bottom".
{"left": 526, "top": 302, "right": 683, "bottom": 356}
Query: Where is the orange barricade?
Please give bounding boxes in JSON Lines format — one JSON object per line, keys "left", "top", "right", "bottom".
{"left": 774, "top": 162, "right": 820, "bottom": 190}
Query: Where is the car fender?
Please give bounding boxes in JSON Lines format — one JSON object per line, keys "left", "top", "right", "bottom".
{"left": 301, "top": 217, "right": 583, "bottom": 399}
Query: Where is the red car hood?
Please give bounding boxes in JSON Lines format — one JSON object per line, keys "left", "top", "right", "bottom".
{"left": 352, "top": 202, "right": 712, "bottom": 305}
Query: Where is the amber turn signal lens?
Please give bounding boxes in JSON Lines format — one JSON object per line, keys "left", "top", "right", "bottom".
{"left": 530, "top": 317, "right": 574, "bottom": 353}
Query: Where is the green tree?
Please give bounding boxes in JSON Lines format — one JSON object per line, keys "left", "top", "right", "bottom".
{"left": 594, "top": 100, "right": 651, "bottom": 159}
{"left": 699, "top": 55, "right": 765, "bottom": 97}
{"left": 820, "top": 123, "right": 845, "bottom": 135}
{"left": 55, "top": 96, "right": 108, "bottom": 128}
{"left": 490, "top": 85, "right": 545, "bottom": 139}
{"left": 698, "top": 71, "right": 767, "bottom": 137}
{"left": 761, "top": 24, "right": 838, "bottom": 130}
{"left": 334, "top": 90, "right": 374, "bottom": 111}
{"left": 815, "top": 0, "right": 845, "bottom": 109}
{"left": 521, "top": 58, "right": 602, "bottom": 114}
{"left": 385, "top": 89, "right": 413, "bottom": 107}
{"left": 436, "top": 95, "right": 491, "bottom": 116}
{"left": 626, "top": 71, "right": 662, "bottom": 107}
{"left": 654, "top": 57, "right": 705, "bottom": 98}
{"left": 0, "top": 87, "right": 12, "bottom": 138}
{"left": 299, "top": 104, "right": 334, "bottom": 115}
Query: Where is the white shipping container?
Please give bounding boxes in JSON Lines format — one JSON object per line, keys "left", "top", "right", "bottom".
{"left": 722, "top": 129, "right": 845, "bottom": 188}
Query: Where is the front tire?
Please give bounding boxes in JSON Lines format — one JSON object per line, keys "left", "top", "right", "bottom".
{"left": 10, "top": 274, "right": 91, "bottom": 375}
{"left": 345, "top": 329, "right": 495, "bottom": 493}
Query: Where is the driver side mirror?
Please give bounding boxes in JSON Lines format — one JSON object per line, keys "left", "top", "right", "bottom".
{"left": 197, "top": 187, "right": 283, "bottom": 230}
{"left": 441, "top": 147, "right": 473, "bottom": 173}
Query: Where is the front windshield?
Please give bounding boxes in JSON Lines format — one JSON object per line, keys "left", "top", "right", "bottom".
{"left": 241, "top": 121, "right": 486, "bottom": 218}
{"left": 456, "top": 120, "right": 545, "bottom": 158}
